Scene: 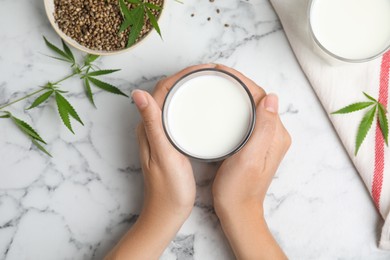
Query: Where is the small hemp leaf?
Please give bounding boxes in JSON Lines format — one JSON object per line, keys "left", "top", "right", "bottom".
{"left": 355, "top": 105, "right": 376, "bottom": 155}
{"left": 119, "top": 0, "right": 136, "bottom": 33}
{"left": 332, "top": 92, "right": 389, "bottom": 155}
{"left": 81, "top": 68, "right": 126, "bottom": 106}
{"left": 11, "top": 116, "right": 46, "bottom": 143}
{"left": 43, "top": 36, "right": 75, "bottom": 66}
{"left": 55, "top": 92, "right": 84, "bottom": 134}
{"left": 84, "top": 54, "right": 100, "bottom": 66}
{"left": 119, "top": 0, "right": 162, "bottom": 47}
{"left": 145, "top": 3, "right": 162, "bottom": 10}
{"left": 86, "top": 69, "right": 121, "bottom": 77}
{"left": 87, "top": 77, "right": 128, "bottom": 97}
{"left": 8, "top": 112, "right": 52, "bottom": 156}
{"left": 26, "top": 90, "right": 54, "bottom": 110}
{"left": 146, "top": 8, "right": 162, "bottom": 38}
{"left": 378, "top": 104, "right": 389, "bottom": 146}
{"left": 84, "top": 78, "right": 95, "bottom": 107}
{"left": 363, "top": 92, "right": 377, "bottom": 102}
{"left": 31, "top": 139, "right": 52, "bottom": 157}
{"left": 126, "top": 6, "right": 145, "bottom": 47}
{"left": 331, "top": 102, "right": 375, "bottom": 114}
{"left": 62, "top": 39, "right": 75, "bottom": 64}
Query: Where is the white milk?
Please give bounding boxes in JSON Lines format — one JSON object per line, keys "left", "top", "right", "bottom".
{"left": 310, "top": 0, "right": 390, "bottom": 60}
{"left": 164, "top": 71, "right": 254, "bottom": 160}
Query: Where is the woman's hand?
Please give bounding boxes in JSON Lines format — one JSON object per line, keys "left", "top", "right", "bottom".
{"left": 106, "top": 64, "right": 217, "bottom": 260}
{"left": 137, "top": 63, "right": 220, "bottom": 215}
{"left": 135, "top": 90, "right": 195, "bottom": 218}
{"left": 212, "top": 65, "right": 291, "bottom": 260}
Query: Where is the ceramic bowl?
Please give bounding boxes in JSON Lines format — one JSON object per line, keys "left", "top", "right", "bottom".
{"left": 43, "top": 0, "right": 165, "bottom": 56}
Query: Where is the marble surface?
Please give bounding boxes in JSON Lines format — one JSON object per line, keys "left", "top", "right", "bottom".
{"left": 0, "top": 0, "right": 390, "bottom": 259}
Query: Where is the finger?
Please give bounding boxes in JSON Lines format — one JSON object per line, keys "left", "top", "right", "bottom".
{"left": 243, "top": 94, "right": 279, "bottom": 158}
{"left": 136, "top": 123, "right": 150, "bottom": 166}
{"left": 153, "top": 64, "right": 218, "bottom": 107}
{"left": 265, "top": 117, "right": 292, "bottom": 172}
{"left": 214, "top": 64, "right": 266, "bottom": 105}
{"left": 132, "top": 89, "right": 169, "bottom": 152}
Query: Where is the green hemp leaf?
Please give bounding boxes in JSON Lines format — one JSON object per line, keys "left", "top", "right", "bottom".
{"left": 355, "top": 106, "right": 377, "bottom": 155}
{"left": 55, "top": 92, "right": 84, "bottom": 134}
{"left": 332, "top": 92, "right": 389, "bottom": 155}
{"left": 43, "top": 37, "right": 75, "bottom": 66}
{"left": 378, "top": 104, "right": 389, "bottom": 146}
{"left": 0, "top": 37, "right": 127, "bottom": 157}
{"left": 119, "top": 0, "right": 163, "bottom": 47}
{"left": 26, "top": 90, "right": 54, "bottom": 110}
{"left": 84, "top": 54, "right": 100, "bottom": 66}
{"left": 0, "top": 111, "right": 52, "bottom": 157}
{"left": 82, "top": 67, "right": 128, "bottom": 105}
{"left": 84, "top": 78, "right": 95, "bottom": 107}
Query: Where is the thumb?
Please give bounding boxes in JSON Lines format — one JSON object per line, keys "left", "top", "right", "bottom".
{"left": 132, "top": 89, "right": 168, "bottom": 151}
{"left": 244, "top": 94, "right": 279, "bottom": 157}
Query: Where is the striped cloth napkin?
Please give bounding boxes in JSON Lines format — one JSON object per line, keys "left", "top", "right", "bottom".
{"left": 270, "top": 0, "right": 390, "bottom": 249}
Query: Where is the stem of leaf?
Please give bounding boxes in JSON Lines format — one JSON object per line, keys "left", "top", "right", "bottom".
{"left": 53, "top": 72, "right": 78, "bottom": 85}
{"left": 0, "top": 72, "right": 78, "bottom": 110}
{"left": 0, "top": 88, "right": 46, "bottom": 110}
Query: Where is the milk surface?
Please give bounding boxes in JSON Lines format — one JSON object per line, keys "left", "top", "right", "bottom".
{"left": 310, "top": 0, "right": 390, "bottom": 60}
{"left": 165, "top": 74, "right": 253, "bottom": 159}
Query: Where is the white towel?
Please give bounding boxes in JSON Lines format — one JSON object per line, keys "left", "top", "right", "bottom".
{"left": 270, "top": 0, "right": 390, "bottom": 250}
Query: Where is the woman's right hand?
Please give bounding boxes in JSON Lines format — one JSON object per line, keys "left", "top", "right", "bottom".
{"left": 212, "top": 65, "right": 291, "bottom": 260}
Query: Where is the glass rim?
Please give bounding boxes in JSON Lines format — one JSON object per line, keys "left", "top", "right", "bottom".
{"left": 161, "top": 68, "right": 256, "bottom": 162}
{"left": 308, "top": 0, "right": 390, "bottom": 63}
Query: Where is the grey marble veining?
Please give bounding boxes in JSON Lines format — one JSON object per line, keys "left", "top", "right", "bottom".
{"left": 1, "top": 0, "right": 390, "bottom": 259}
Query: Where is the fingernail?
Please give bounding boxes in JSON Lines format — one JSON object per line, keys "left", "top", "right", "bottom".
{"left": 264, "top": 94, "right": 279, "bottom": 113}
{"left": 131, "top": 89, "right": 148, "bottom": 109}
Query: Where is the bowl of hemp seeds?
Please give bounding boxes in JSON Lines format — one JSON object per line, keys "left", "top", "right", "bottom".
{"left": 44, "top": 0, "right": 164, "bottom": 55}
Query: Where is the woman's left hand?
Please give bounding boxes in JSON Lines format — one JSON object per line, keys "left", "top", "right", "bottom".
{"left": 107, "top": 64, "right": 217, "bottom": 259}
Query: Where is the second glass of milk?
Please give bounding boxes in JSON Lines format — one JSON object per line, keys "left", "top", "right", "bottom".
{"left": 162, "top": 69, "right": 256, "bottom": 161}
{"left": 309, "top": 0, "right": 390, "bottom": 63}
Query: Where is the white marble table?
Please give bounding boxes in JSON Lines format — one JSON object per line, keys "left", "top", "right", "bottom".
{"left": 1, "top": 0, "right": 390, "bottom": 259}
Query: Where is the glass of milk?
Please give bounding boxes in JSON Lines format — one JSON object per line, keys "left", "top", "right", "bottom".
{"left": 309, "top": 0, "right": 390, "bottom": 62}
{"left": 162, "top": 69, "right": 256, "bottom": 161}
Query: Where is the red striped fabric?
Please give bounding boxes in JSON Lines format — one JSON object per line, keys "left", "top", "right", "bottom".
{"left": 373, "top": 51, "right": 390, "bottom": 211}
